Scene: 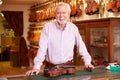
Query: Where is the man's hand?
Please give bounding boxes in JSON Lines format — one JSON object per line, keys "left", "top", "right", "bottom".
{"left": 26, "top": 69, "right": 40, "bottom": 76}
{"left": 85, "top": 64, "right": 94, "bottom": 68}
{"left": 84, "top": 64, "right": 94, "bottom": 72}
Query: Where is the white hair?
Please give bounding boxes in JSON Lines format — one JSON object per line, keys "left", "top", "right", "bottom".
{"left": 54, "top": 2, "right": 71, "bottom": 14}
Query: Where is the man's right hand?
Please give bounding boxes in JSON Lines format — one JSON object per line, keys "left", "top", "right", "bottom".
{"left": 26, "top": 69, "right": 40, "bottom": 76}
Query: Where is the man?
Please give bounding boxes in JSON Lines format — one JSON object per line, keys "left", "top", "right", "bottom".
{"left": 26, "top": 2, "right": 94, "bottom": 76}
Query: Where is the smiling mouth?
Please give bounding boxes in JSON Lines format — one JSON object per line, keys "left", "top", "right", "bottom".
{"left": 59, "top": 19, "right": 64, "bottom": 21}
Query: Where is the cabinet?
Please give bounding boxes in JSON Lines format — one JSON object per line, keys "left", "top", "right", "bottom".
{"left": 1, "top": 36, "right": 20, "bottom": 51}
{"left": 74, "top": 18, "right": 120, "bottom": 63}
{"left": 0, "top": 36, "right": 20, "bottom": 63}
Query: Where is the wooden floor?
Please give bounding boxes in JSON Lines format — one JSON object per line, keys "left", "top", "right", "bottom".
{"left": 0, "top": 61, "right": 31, "bottom": 78}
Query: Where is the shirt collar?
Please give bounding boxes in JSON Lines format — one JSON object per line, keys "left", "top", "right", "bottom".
{"left": 55, "top": 21, "right": 68, "bottom": 30}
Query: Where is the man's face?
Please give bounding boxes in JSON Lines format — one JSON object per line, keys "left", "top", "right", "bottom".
{"left": 55, "top": 5, "right": 70, "bottom": 25}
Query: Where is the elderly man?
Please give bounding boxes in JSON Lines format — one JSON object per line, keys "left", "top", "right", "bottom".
{"left": 26, "top": 2, "right": 94, "bottom": 76}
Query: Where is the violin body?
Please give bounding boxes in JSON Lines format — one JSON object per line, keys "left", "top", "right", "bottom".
{"left": 85, "top": 0, "right": 99, "bottom": 15}
{"left": 76, "top": 0, "right": 83, "bottom": 16}
{"left": 44, "top": 69, "right": 62, "bottom": 77}
{"left": 92, "top": 1, "right": 99, "bottom": 13}
{"left": 117, "top": 0, "right": 120, "bottom": 11}
{"left": 106, "top": 1, "right": 112, "bottom": 12}
{"left": 112, "top": 0, "right": 118, "bottom": 12}
{"left": 44, "top": 66, "right": 76, "bottom": 77}
{"left": 69, "top": 0, "right": 77, "bottom": 16}
{"left": 106, "top": 0, "right": 120, "bottom": 12}
{"left": 76, "top": 9, "right": 82, "bottom": 16}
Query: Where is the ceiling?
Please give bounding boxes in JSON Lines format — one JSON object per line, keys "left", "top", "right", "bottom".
{"left": 2, "top": 0, "right": 42, "bottom": 5}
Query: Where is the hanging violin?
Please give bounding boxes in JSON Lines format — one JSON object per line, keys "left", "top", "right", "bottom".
{"left": 69, "top": 0, "right": 77, "bottom": 16}
{"left": 92, "top": 0, "right": 99, "bottom": 14}
{"left": 117, "top": 0, "right": 120, "bottom": 11}
{"left": 106, "top": 0, "right": 120, "bottom": 12}
{"left": 85, "top": 0, "right": 99, "bottom": 15}
{"left": 76, "top": 0, "right": 83, "bottom": 16}
{"left": 106, "top": 0, "right": 112, "bottom": 12}
{"left": 85, "top": 0, "right": 91, "bottom": 15}
{"left": 111, "top": 0, "right": 118, "bottom": 12}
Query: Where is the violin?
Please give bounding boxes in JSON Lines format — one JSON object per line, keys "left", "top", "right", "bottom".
{"left": 76, "top": 0, "right": 83, "bottom": 16}
{"left": 36, "top": 11, "right": 42, "bottom": 21}
{"left": 28, "top": 48, "right": 37, "bottom": 60}
{"left": 69, "top": 0, "right": 77, "bottom": 16}
{"left": 106, "top": 0, "right": 120, "bottom": 12}
{"left": 85, "top": 0, "right": 91, "bottom": 15}
{"left": 44, "top": 65, "right": 76, "bottom": 77}
{"left": 106, "top": 0, "right": 112, "bottom": 12}
{"left": 92, "top": 0, "right": 99, "bottom": 13}
{"left": 117, "top": 0, "right": 120, "bottom": 11}
{"left": 85, "top": 0, "right": 99, "bottom": 15}
{"left": 29, "top": 12, "right": 37, "bottom": 22}
{"left": 111, "top": 0, "right": 118, "bottom": 12}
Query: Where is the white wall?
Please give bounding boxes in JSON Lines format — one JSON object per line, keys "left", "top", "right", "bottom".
{"left": 0, "top": 4, "right": 31, "bottom": 45}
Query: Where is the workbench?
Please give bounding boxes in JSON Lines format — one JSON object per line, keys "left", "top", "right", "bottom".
{"left": 5, "top": 67, "right": 120, "bottom": 80}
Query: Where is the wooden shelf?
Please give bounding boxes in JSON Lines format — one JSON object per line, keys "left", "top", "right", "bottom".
{"left": 91, "top": 43, "right": 108, "bottom": 48}
{"left": 30, "top": 0, "right": 57, "bottom": 11}
{"left": 28, "top": 45, "right": 39, "bottom": 49}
